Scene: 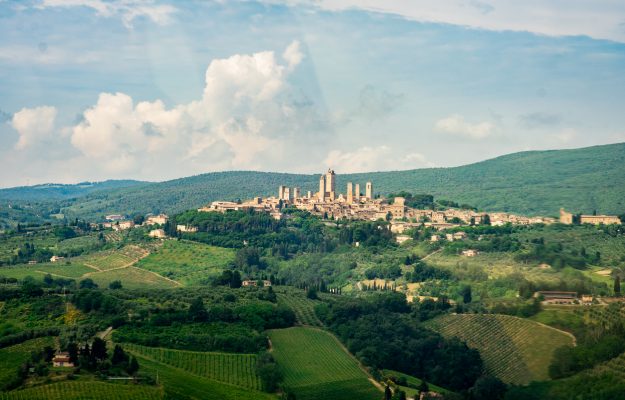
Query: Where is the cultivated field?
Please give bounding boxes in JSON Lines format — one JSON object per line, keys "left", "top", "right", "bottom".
{"left": 425, "top": 314, "right": 575, "bottom": 384}
{"left": 133, "top": 350, "right": 276, "bottom": 400}
{"left": 135, "top": 240, "right": 234, "bottom": 285}
{"left": 0, "top": 381, "right": 164, "bottom": 400}
{"left": 124, "top": 343, "right": 261, "bottom": 390}
{"left": 268, "top": 327, "right": 380, "bottom": 400}
{"left": 0, "top": 337, "right": 55, "bottom": 386}
{"left": 276, "top": 290, "right": 323, "bottom": 327}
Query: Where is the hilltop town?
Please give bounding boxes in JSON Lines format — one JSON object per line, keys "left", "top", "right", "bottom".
{"left": 198, "top": 169, "right": 621, "bottom": 231}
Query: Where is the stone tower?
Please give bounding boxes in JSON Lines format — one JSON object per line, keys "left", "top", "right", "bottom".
{"left": 354, "top": 184, "right": 360, "bottom": 202}
{"left": 319, "top": 174, "right": 326, "bottom": 201}
{"left": 326, "top": 169, "right": 336, "bottom": 195}
{"left": 346, "top": 182, "right": 353, "bottom": 204}
{"left": 293, "top": 187, "right": 300, "bottom": 200}
{"left": 366, "top": 182, "right": 373, "bottom": 200}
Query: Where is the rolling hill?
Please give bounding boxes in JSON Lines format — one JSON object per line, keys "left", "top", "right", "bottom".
{"left": 3, "top": 142, "right": 625, "bottom": 222}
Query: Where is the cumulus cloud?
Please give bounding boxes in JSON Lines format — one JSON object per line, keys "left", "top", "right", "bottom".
{"left": 38, "top": 0, "right": 177, "bottom": 28}
{"left": 62, "top": 40, "right": 324, "bottom": 176}
{"left": 435, "top": 114, "right": 496, "bottom": 140}
{"left": 11, "top": 106, "right": 57, "bottom": 150}
{"left": 282, "top": 40, "right": 303, "bottom": 71}
{"left": 324, "top": 146, "right": 434, "bottom": 173}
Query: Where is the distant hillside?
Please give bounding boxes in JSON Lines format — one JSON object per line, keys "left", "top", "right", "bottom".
{"left": 0, "top": 180, "right": 146, "bottom": 201}
{"left": 5, "top": 142, "right": 625, "bottom": 221}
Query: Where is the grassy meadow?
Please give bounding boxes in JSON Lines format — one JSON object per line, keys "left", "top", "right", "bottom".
{"left": 135, "top": 240, "right": 235, "bottom": 285}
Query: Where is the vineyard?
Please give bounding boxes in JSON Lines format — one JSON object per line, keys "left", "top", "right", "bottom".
{"left": 0, "top": 338, "right": 55, "bottom": 386}
{"left": 132, "top": 350, "right": 276, "bottom": 400}
{"left": 577, "top": 303, "right": 625, "bottom": 332}
{"left": 425, "top": 314, "right": 575, "bottom": 384}
{"left": 135, "top": 240, "right": 234, "bottom": 285}
{"left": 0, "top": 381, "right": 164, "bottom": 400}
{"left": 276, "top": 290, "right": 323, "bottom": 327}
{"left": 268, "top": 327, "right": 380, "bottom": 400}
{"left": 124, "top": 343, "right": 261, "bottom": 390}
{"left": 80, "top": 245, "right": 148, "bottom": 271}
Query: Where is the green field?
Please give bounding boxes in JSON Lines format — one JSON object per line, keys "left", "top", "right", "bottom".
{"left": 79, "top": 245, "right": 148, "bottom": 271}
{"left": 0, "top": 381, "right": 164, "bottom": 400}
{"left": 0, "top": 337, "right": 55, "bottom": 386}
{"left": 133, "top": 350, "right": 276, "bottom": 400}
{"left": 124, "top": 343, "right": 261, "bottom": 390}
{"left": 425, "top": 314, "right": 575, "bottom": 384}
{"left": 0, "top": 263, "right": 93, "bottom": 280}
{"left": 276, "top": 289, "right": 323, "bottom": 327}
{"left": 268, "top": 327, "right": 380, "bottom": 400}
{"left": 88, "top": 267, "right": 178, "bottom": 290}
{"left": 135, "top": 240, "right": 234, "bottom": 285}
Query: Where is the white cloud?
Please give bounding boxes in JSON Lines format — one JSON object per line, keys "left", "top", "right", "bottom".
{"left": 11, "top": 106, "right": 57, "bottom": 149}
{"left": 38, "top": 0, "right": 177, "bottom": 28}
{"left": 282, "top": 40, "right": 303, "bottom": 71}
{"left": 324, "top": 145, "right": 434, "bottom": 173}
{"left": 63, "top": 40, "right": 319, "bottom": 176}
{"left": 283, "top": 0, "right": 625, "bottom": 43}
{"left": 435, "top": 114, "right": 496, "bottom": 140}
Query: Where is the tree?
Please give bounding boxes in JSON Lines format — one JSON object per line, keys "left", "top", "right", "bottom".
{"left": 79, "top": 278, "right": 98, "bottom": 289}
{"left": 469, "top": 376, "right": 507, "bottom": 400}
{"left": 43, "top": 273, "right": 54, "bottom": 286}
{"left": 109, "top": 280, "right": 123, "bottom": 290}
{"left": 230, "top": 270, "right": 242, "bottom": 288}
{"left": 418, "top": 380, "right": 429, "bottom": 394}
{"left": 91, "top": 337, "right": 107, "bottom": 361}
{"left": 111, "top": 345, "right": 128, "bottom": 366}
{"left": 188, "top": 297, "right": 207, "bottom": 322}
{"left": 306, "top": 287, "right": 318, "bottom": 300}
{"left": 67, "top": 342, "right": 79, "bottom": 363}
{"left": 461, "top": 285, "right": 472, "bottom": 304}
{"left": 615, "top": 276, "right": 621, "bottom": 297}
{"left": 126, "top": 356, "right": 139, "bottom": 375}
{"left": 384, "top": 385, "right": 392, "bottom": 400}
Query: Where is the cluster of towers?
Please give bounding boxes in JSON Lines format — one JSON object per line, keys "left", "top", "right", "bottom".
{"left": 277, "top": 169, "right": 373, "bottom": 204}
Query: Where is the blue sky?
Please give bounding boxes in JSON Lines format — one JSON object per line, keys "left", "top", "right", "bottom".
{"left": 1, "top": 0, "right": 625, "bottom": 187}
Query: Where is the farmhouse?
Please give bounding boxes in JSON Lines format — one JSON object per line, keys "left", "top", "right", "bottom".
{"left": 105, "top": 214, "right": 124, "bottom": 221}
{"left": 149, "top": 229, "right": 166, "bottom": 239}
{"left": 534, "top": 291, "right": 578, "bottom": 304}
{"left": 177, "top": 225, "right": 198, "bottom": 233}
{"left": 146, "top": 214, "right": 168, "bottom": 225}
{"left": 461, "top": 249, "right": 479, "bottom": 257}
{"left": 52, "top": 352, "right": 74, "bottom": 368}
{"left": 113, "top": 221, "right": 134, "bottom": 231}
{"left": 50, "top": 255, "right": 65, "bottom": 262}
{"left": 395, "top": 235, "right": 411, "bottom": 244}
{"left": 241, "top": 280, "right": 272, "bottom": 287}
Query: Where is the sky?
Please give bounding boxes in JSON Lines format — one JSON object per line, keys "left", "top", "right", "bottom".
{"left": 1, "top": 0, "right": 625, "bottom": 187}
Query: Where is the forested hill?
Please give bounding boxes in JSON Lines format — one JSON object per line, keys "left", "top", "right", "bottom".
{"left": 0, "top": 180, "right": 146, "bottom": 201}
{"left": 7, "top": 142, "right": 625, "bottom": 220}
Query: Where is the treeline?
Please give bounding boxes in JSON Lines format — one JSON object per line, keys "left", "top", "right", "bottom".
{"left": 316, "top": 292, "right": 483, "bottom": 391}
{"left": 515, "top": 238, "right": 599, "bottom": 270}
{"left": 113, "top": 298, "right": 295, "bottom": 353}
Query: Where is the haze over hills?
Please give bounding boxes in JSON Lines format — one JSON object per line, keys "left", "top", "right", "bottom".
{"left": 1, "top": 142, "right": 624, "bottom": 221}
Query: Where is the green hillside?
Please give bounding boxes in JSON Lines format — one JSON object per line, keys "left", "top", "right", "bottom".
{"left": 424, "top": 314, "right": 576, "bottom": 384}
{"left": 5, "top": 142, "right": 625, "bottom": 222}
